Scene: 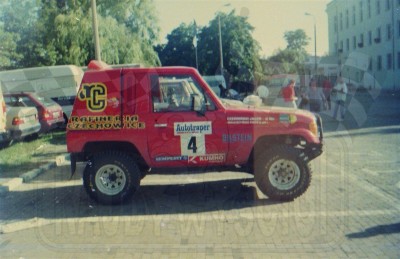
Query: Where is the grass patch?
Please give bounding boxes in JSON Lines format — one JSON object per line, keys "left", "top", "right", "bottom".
{"left": 0, "top": 131, "right": 66, "bottom": 179}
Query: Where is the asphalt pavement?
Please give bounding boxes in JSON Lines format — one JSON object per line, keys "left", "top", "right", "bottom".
{"left": 0, "top": 89, "right": 399, "bottom": 258}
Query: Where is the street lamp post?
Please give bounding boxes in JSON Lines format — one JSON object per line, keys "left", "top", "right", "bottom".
{"left": 218, "top": 3, "right": 231, "bottom": 77}
{"left": 218, "top": 15, "right": 224, "bottom": 76}
{"left": 305, "top": 12, "right": 317, "bottom": 77}
{"left": 91, "top": 0, "right": 101, "bottom": 61}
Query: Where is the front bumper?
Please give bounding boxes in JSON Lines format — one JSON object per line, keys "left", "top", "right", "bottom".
{"left": 305, "top": 143, "right": 323, "bottom": 160}
{"left": 306, "top": 114, "right": 323, "bottom": 160}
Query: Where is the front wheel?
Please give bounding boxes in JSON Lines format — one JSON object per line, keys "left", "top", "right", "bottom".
{"left": 83, "top": 151, "right": 141, "bottom": 205}
{"left": 254, "top": 145, "right": 312, "bottom": 201}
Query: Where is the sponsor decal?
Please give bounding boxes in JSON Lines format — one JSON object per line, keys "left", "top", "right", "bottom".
{"left": 222, "top": 133, "right": 253, "bottom": 143}
{"left": 78, "top": 83, "right": 108, "bottom": 112}
{"left": 155, "top": 156, "right": 188, "bottom": 162}
{"left": 107, "top": 97, "right": 119, "bottom": 108}
{"left": 227, "top": 117, "right": 267, "bottom": 125}
{"left": 67, "top": 115, "right": 145, "bottom": 130}
{"left": 174, "top": 122, "right": 212, "bottom": 135}
{"left": 279, "top": 114, "right": 297, "bottom": 124}
{"left": 188, "top": 153, "right": 225, "bottom": 164}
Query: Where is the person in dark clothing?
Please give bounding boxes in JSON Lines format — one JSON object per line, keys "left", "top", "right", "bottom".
{"left": 218, "top": 84, "right": 226, "bottom": 98}
{"left": 322, "top": 77, "right": 333, "bottom": 110}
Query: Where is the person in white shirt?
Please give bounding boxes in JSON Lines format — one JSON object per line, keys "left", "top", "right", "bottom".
{"left": 332, "top": 77, "right": 348, "bottom": 121}
{"left": 256, "top": 85, "right": 269, "bottom": 105}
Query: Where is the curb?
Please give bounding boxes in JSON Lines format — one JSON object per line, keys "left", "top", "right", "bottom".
{"left": 0, "top": 154, "right": 69, "bottom": 196}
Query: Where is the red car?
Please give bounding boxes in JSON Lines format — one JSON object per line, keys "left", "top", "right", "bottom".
{"left": 67, "top": 60, "right": 323, "bottom": 205}
{"left": 4, "top": 92, "right": 64, "bottom": 133}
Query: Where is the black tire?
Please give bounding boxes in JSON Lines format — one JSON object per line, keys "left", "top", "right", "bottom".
{"left": 254, "top": 145, "right": 311, "bottom": 201}
{"left": 83, "top": 151, "right": 141, "bottom": 205}
{"left": 0, "top": 140, "right": 12, "bottom": 149}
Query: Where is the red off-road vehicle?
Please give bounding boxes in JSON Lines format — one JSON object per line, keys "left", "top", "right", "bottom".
{"left": 67, "top": 61, "right": 323, "bottom": 205}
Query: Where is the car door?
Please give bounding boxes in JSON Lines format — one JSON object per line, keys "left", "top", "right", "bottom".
{"left": 147, "top": 73, "right": 228, "bottom": 167}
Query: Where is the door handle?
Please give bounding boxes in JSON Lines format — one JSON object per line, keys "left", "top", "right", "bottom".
{"left": 154, "top": 123, "right": 167, "bottom": 128}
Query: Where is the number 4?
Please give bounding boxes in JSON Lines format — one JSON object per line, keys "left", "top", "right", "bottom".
{"left": 188, "top": 136, "right": 197, "bottom": 153}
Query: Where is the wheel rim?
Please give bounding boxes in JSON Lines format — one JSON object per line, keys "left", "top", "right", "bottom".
{"left": 268, "top": 159, "right": 300, "bottom": 190}
{"left": 95, "top": 164, "right": 127, "bottom": 195}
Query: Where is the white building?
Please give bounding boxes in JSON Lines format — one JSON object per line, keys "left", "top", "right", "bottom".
{"left": 326, "top": 0, "right": 400, "bottom": 90}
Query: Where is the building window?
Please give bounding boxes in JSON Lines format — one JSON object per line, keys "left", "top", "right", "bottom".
{"left": 346, "top": 38, "right": 350, "bottom": 51}
{"left": 368, "top": 31, "right": 372, "bottom": 45}
{"left": 386, "top": 0, "right": 391, "bottom": 10}
{"left": 376, "top": 0, "right": 381, "bottom": 14}
{"left": 387, "top": 54, "right": 392, "bottom": 69}
{"left": 368, "top": 0, "right": 372, "bottom": 18}
{"left": 359, "top": 33, "right": 364, "bottom": 47}
{"left": 398, "top": 52, "right": 400, "bottom": 69}
{"left": 398, "top": 20, "right": 400, "bottom": 37}
{"left": 353, "top": 36, "right": 357, "bottom": 49}
{"left": 346, "top": 9, "right": 349, "bottom": 28}
{"left": 340, "top": 40, "right": 343, "bottom": 51}
{"left": 334, "top": 16, "right": 338, "bottom": 33}
{"left": 352, "top": 6, "right": 356, "bottom": 25}
{"left": 369, "top": 58, "right": 372, "bottom": 71}
{"left": 375, "top": 27, "right": 381, "bottom": 43}
{"left": 360, "top": 1, "right": 364, "bottom": 22}
{"left": 340, "top": 13, "right": 343, "bottom": 30}
{"left": 387, "top": 24, "right": 392, "bottom": 40}
{"left": 377, "top": 55, "right": 382, "bottom": 70}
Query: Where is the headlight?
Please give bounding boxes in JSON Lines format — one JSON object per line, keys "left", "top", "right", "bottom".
{"left": 309, "top": 120, "right": 318, "bottom": 137}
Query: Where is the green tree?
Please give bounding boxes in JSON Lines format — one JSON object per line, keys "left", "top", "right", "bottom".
{"left": 97, "top": 0, "right": 160, "bottom": 45}
{"left": 0, "top": 0, "right": 54, "bottom": 68}
{"left": 284, "top": 29, "right": 310, "bottom": 52}
{"left": 265, "top": 29, "right": 310, "bottom": 75}
{"left": 198, "top": 11, "right": 261, "bottom": 83}
{"left": 0, "top": 0, "right": 161, "bottom": 68}
{"left": 0, "top": 25, "right": 21, "bottom": 70}
{"left": 155, "top": 22, "right": 197, "bottom": 67}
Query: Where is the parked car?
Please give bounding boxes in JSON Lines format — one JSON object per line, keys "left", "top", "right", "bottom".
{"left": 4, "top": 92, "right": 64, "bottom": 133}
{"left": 4, "top": 95, "right": 41, "bottom": 141}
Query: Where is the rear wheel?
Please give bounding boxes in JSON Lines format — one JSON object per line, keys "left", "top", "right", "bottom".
{"left": 83, "top": 151, "right": 141, "bottom": 205}
{"left": 254, "top": 145, "right": 311, "bottom": 201}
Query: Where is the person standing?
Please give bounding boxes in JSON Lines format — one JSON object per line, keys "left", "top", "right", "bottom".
{"left": 322, "top": 77, "right": 332, "bottom": 110}
{"left": 280, "top": 79, "right": 297, "bottom": 108}
{"left": 256, "top": 84, "right": 269, "bottom": 105}
{"left": 218, "top": 84, "right": 227, "bottom": 98}
{"left": 332, "top": 77, "right": 348, "bottom": 121}
{"left": 306, "top": 79, "right": 326, "bottom": 112}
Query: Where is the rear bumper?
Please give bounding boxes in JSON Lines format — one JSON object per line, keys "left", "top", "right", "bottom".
{"left": 40, "top": 117, "right": 65, "bottom": 133}
{"left": 10, "top": 124, "right": 41, "bottom": 139}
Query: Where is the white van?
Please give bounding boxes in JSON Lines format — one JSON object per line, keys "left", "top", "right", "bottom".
{"left": 0, "top": 65, "right": 84, "bottom": 123}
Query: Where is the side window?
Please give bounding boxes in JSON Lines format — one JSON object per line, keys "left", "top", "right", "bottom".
{"left": 151, "top": 74, "right": 215, "bottom": 113}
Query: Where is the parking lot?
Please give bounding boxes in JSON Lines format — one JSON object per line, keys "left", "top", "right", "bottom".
{"left": 1, "top": 90, "right": 399, "bottom": 258}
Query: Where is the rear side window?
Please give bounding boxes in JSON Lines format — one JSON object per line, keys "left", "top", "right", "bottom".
{"left": 150, "top": 74, "right": 215, "bottom": 113}
{"left": 20, "top": 96, "right": 37, "bottom": 107}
